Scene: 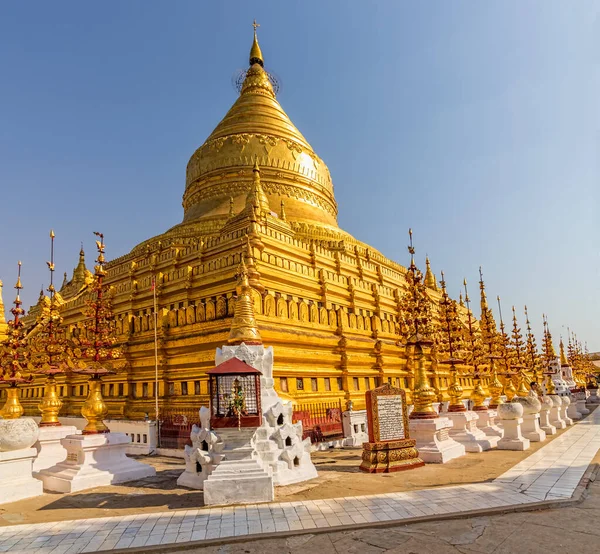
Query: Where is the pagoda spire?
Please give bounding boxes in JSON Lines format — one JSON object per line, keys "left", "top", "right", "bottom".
{"left": 249, "top": 19, "right": 264, "bottom": 67}
{"left": 560, "top": 337, "right": 569, "bottom": 366}
{"left": 524, "top": 305, "right": 541, "bottom": 382}
{"left": 478, "top": 267, "right": 500, "bottom": 358}
{"left": 228, "top": 258, "right": 262, "bottom": 345}
{"left": 424, "top": 256, "right": 438, "bottom": 290}
{"left": 542, "top": 315, "right": 557, "bottom": 360}
{"left": 0, "top": 261, "right": 32, "bottom": 418}
{"left": 245, "top": 159, "right": 271, "bottom": 217}
{"left": 72, "top": 243, "right": 88, "bottom": 283}
{"left": 0, "top": 279, "right": 5, "bottom": 325}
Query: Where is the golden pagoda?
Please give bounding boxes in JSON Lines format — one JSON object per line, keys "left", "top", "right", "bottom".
{"left": 17, "top": 24, "right": 473, "bottom": 418}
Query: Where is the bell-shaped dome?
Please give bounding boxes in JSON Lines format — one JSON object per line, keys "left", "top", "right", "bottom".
{"left": 182, "top": 28, "right": 338, "bottom": 234}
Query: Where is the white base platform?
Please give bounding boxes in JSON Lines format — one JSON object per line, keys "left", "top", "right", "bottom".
{"left": 567, "top": 402, "right": 582, "bottom": 421}
{"left": 497, "top": 418, "right": 530, "bottom": 451}
{"left": 549, "top": 396, "right": 567, "bottom": 429}
{"left": 39, "top": 432, "right": 156, "bottom": 493}
{"left": 577, "top": 398, "right": 590, "bottom": 416}
{"left": 32, "top": 425, "right": 80, "bottom": 476}
{"left": 409, "top": 416, "right": 466, "bottom": 464}
{"left": 203, "top": 459, "right": 274, "bottom": 506}
{"left": 475, "top": 409, "right": 504, "bottom": 438}
{"left": 0, "top": 448, "right": 44, "bottom": 505}
{"left": 539, "top": 406, "right": 557, "bottom": 436}
{"left": 444, "top": 410, "right": 499, "bottom": 452}
{"left": 521, "top": 413, "right": 546, "bottom": 442}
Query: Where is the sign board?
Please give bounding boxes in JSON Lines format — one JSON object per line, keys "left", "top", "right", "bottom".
{"left": 366, "top": 383, "right": 410, "bottom": 443}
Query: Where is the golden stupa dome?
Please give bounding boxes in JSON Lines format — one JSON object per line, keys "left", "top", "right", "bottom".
{"left": 182, "top": 26, "right": 339, "bottom": 235}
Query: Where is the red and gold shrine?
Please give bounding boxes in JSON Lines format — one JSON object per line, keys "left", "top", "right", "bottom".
{"left": 359, "top": 383, "right": 424, "bottom": 473}
{"left": 207, "top": 357, "right": 262, "bottom": 429}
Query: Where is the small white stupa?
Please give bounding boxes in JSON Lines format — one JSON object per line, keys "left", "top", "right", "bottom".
{"left": 178, "top": 257, "right": 317, "bottom": 505}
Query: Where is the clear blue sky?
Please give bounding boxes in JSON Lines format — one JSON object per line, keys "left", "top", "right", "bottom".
{"left": 1, "top": 1, "right": 598, "bottom": 350}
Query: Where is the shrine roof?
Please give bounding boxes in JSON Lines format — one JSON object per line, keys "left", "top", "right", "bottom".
{"left": 207, "top": 357, "right": 262, "bottom": 375}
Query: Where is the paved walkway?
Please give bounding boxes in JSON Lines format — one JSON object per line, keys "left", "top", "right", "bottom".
{"left": 1, "top": 408, "right": 599, "bottom": 554}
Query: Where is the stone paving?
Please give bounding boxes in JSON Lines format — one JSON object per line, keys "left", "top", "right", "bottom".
{"left": 1, "top": 407, "right": 599, "bottom": 554}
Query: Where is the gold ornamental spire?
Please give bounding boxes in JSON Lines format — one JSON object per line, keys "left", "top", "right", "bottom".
{"left": 245, "top": 159, "right": 271, "bottom": 216}
{"left": 424, "top": 256, "right": 438, "bottom": 290}
{"left": 0, "top": 261, "right": 33, "bottom": 419}
{"left": 560, "top": 337, "right": 569, "bottom": 366}
{"left": 0, "top": 279, "right": 5, "bottom": 325}
{"left": 542, "top": 314, "right": 557, "bottom": 359}
{"left": 29, "top": 230, "right": 74, "bottom": 426}
{"left": 228, "top": 258, "right": 262, "bottom": 345}
{"left": 250, "top": 19, "right": 264, "bottom": 67}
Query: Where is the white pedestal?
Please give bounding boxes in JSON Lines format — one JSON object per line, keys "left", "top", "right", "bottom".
{"left": 342, "top": 410, "right": 369, "bottom": 447}
{"left": 39, "top": 432, "right": 156, "bottom": 493}
{"left": 0, "top": 448, "right": 44, "bottom": 505}
{"left": 32, "top": 426, "right": 80, "bottom": 476}
{"left": 549, "top": 396, "right": 567, "bottom": 429}
{"left": 497, "top": 418, "right": 530, "bottom": 451}
{"left": 539, "top": 399, "right": 556, "bottom": 435}
{"left": 576, "top": 398, "right": 590, "bottom": 416}
{"left": 409, "top": 417, "right": 465, "bottom": 464}
{"left": 521, "top": 413, "right": 546, "bottom": 442}
{"left": 474, "top": 409, "right": 503, "bottom": 438}
{"left": 444, "top": 411, "right": 499, "bottom": 452}
{"left": 587, "top": 389, "right": 600, "bottom": 404}
{"left": 567, "top": 401, "right": 582, "bottom": 421}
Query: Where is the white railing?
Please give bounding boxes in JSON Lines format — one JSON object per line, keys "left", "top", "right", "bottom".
{"left": 29, "top": 417, "right": 157, "bottom": 455}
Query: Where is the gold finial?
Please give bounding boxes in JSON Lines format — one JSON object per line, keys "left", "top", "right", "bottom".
{"left": 560, "top": 337, "right": 569, "bottom": 366}
{"left": 280, "top": 199, "right": 287, "bottom": 222}
{"left": 15, "top": 261, "right": 22, "bottom": 292}
{"left": 250, "top": 19, "right": 264, "bottom": 67}
{"left": 424, "top": 256, "right": 438, "bottom": 290}
{"left": 47, "top": 229, "right": 56, "bottom": 295}
{"left": 228, "top": 257, "right": 262, "bottom": 345}
{"left": 228, "top": 196, "right": 235, "bottom": 218}
{"left": 245, "top": 158, "right": 271, "bottom": 216}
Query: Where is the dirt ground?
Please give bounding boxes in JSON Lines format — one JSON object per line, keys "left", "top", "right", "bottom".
{"left": 0, "top": 419, "right": 581, "bottom": 528}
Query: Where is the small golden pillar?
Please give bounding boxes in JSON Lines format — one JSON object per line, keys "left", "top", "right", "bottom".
{"left": 409, "top": 344, "right": 438, "bottom": 419}
{"left": 0, "top": 386, "right": 23, "bottom": 419}
{"left": 38, "top": 375, "right": 63, "bottom": 426}
{"left": 488, "top": 365, "right": 504, "bottom": 409}
{"left": 446, "top": 367, "right": 465, "bottom": 412}
{"left": 81, "top": 376, "right": 109, "bottom": 434}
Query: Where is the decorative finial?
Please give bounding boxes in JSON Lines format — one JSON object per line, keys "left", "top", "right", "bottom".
{"left": 280, "top": 199, "right": 287, "bottom": 222}
{"left": 229, "top": 196, "right": 235, "bottom": 218}
{"left": 250, "top": 19, "right": 264, "bottom": 67}
{"left": 424, "top": 255, "right": 438, "bottom": 290}
{"left": 47, "top": 229, "right": 56, "bottom": 296}
{"left": 245, "top": 158, "right": 271, "bottom": 217}
{"left": 228, "top": 257, "right": 262, "bottom": 345}
{"left": 560, "top": 336, "right": 569, "bottom": 366}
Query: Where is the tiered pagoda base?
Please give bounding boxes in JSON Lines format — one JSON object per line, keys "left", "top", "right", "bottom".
{"left": 475, "top": 409, "right": 504, "bottom": 438}
{"left": 203, "top": 428, "right": 274, "bottom": 506}
{"left": 33, "top": 425, "right": 80, "bottom": 475}
{"left": 444, "top": 411, "right": 499, "bottom": 452}
{"left": 39, "top": 432, "right": 156, "bottom": 493}
{"left": 409, "top": 417, "right": 465, "bottom": 464}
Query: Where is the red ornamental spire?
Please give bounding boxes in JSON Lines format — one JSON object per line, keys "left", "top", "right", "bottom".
{"left": 72, "top": 233, "right": 124, "bottom": 375}
{"left": 0, "top": 262, "right": 32, "bottom": 384}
